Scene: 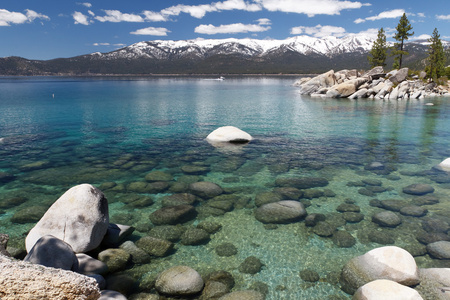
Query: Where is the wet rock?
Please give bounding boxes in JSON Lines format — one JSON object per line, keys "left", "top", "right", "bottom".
{"left": 197, "top": 221, "right": 222, "bottom": 234}
{"left": 98, "top": 248, "right": 130, "bottom": 273}
{"left": 422, "top": 219, "right": 449, "bottom": 233}
{"left": 135, "top": 236, "right": 174, "bottom": 257}
{"left": 403, "top": 184, "right": 434, "bottom": 196}
{"left": 0, "top": 234, "right": 9, "bottom": 257}
{"left": 411, "top": 195, "right": 440, "bottom": 206}
{"left": 366, "top": 186, "right": 387, "bottom": 193}
{"left": 125, "top": 196, "right": 154, "bottom": 208}
{"left": 204, "top": 271, "right": 235, "bottom": 290}
{"left": 161, "top": 193, "right": 197, "bottom": 207}
{"left": 275, "top": 177, "right": 329, "bottom": 189}
{"left": 347, "top": 181, "right": 366, "bottom": 187}
{"left": 206, "top": 126, "right": 252, "bottom": 143}
{"left": 254, "top": 191, "right": 283, "bottom": 207}
{"left": 305, "top": 213, "right": 326, "bottom": 227}
{"left": 364, "top": 162, "right": 384, "bottom": 171}
{"left": 249, "top": 282, "right": 269, "bottom": 297}
{"left": 155, "top": 265, "right": 204, "bottom": 296}
{"left": 340, "top": 246, "right": 420, "bottom": 295}
{"left": 255, "top": 200, "right": 306, "bottom": 224}
{"left": 369, "top": 199, "right": 383, "bottom": 208}
{"left": 145, "top": 170, "right": 173, "bottom": 182}
{"left": 400, "top": 206, "right": 428, "bottom": 217}
{"left": 24, "top": 235, "right": 78, "bottom": 271}
{"left": 201, "top": 280, "right": 229, "bottom": 299}
{"left": 362, "top": 178, "right": 382, "bottom": 186}
{"left": 10, "top": 205, "right": 48, "bottom": 224}
{"left": 427, "top": 241, "right": 450, "bottom": 259}
{"left": 336, "top": 203, "right": 360, "bottom": 213}
{"left": 119, "top": 241, "right": 151, "bottom": 265}
{"left": 380, "top": 199, "right": 409, "bottom": 212}
{"left": 358, "top": 188, "right": 375, "bottom": 197}
{"left": 313, "top": 221, "right": 336, "bottom": 237}
{"left": 190, "top": 181, "right": 224, "bottom": 199}
{"left": 303, "top": 189, "right": 324, "bottom": 199}
{"left": 372, "top": 211, "right": 402, "bottom": 227}
{"left": 342, "top": 212, "right": 364, "bottom": 223}
{"left": 148, "top": 225, "right": 185, "bottom": 242}
{"left": 416, "top": 232, "right": 450, "bottom": 245}
{"left": 353, "top": 279, "right": 423, "bottom": 300}
{"left": 218, "top": 290, "right": 264, "bottom": 300}
{"left": 368, "top": 230, "right": 395, "bottom": 245}
{"left": 25, "top": 184, "right": 109, "bottom": 253}
{"left": 0, "top": 196, "right": 26, "bottom": 209}
{"left": 332, "top": 231, "right": 356, "bottom": 248}
{"left": 181, "top": 165, "right": 210, "bottom": 175}
{"left": 215, "top": 243, "right": 238, "bottom": 257}
{"left": 0, "top": 171, "right": 14, "bottom": 183}
{"left": 76, "top": 253, "right": 108, "bottom": 275}
{"left": 239, "top": 256, "right": 263, "bottom": 274}
{"left": 102, "top": 223, "right": 135, "bottom": 248}
{"left": 20, "top": 160, "right": 51, "bottom": 171}
{"left": 104, "top": 275, "right": 137, "bottom": 297}
{"left": 145, "top": 181, "right": 170, "bottom": 193}
{"left": 149, "top": 205, "right": 197, "bottom": 225}
{"left": 299, "top": 269, "right": 320, "bottom": 282}
{"left": 181, "top": 228, "right": 210, "bottom": 245}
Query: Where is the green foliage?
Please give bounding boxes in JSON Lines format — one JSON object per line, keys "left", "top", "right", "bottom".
{"left": 391, "top": 13, "right": 414, "bottom": 69}
{"left": 446, "top": 66, "right": 450, "bottom": 78}
{"left": 425, "top": 28, "right": 446, "bottom": 80}
{"left": 368, "top": 28, "right": 387, "bottom": 68}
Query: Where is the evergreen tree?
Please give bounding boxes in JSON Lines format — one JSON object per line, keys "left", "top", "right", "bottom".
{"left": 425, "top": 28, "right": 446, "bottom": 81}
{"left": 392, "top": 13, "right": 414, "bottom": 69}
{"left": 368, "top": 28, "right": 387, "bottom": 68}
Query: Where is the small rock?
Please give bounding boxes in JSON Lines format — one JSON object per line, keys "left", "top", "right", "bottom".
{"left": 239, "top": 256, "right": 263, "bottom": 274}
{"left": 299, "top": 269, "right": 320, "bottom": 282}
{"left": 254, "top": 200, "right": 306, "bottom": 224}
{"left": 313, "top": 221, "right": 336, "bottom": 237}
{"left": 332, "top": 231, "right": 356, "bottom": 248}
{"left": 400, "top": 206, "right": 428, "bottom": 217}
{"left": 206, "top": 126, "right": 252, "bottom": 143}
{"left": 368, "top": 230, "right": 395, "bottom": 245}
{"left": 403, "top": 184, "right": 434, "bottom": 196}
{"left": 372, "top": 211, "right": 402, "bottom": 227}
{"left": 426, "top": 241, "right": 450, "bottom": 259}
{"left": 218, "top": 290, "right": 264, "bottom": 300}
{"left": 155, "top": 265, "right": 204, "bottom": 296}
{"left": 119, "top": 241, "right": 151, "bottom": 265}
{"left": 149, "top": 205, "right": 197, "bottom": 225}
{"left": 181, "top": 228, "right": 210, "bottom": 245}
{"left": 215, "top": 243, "right": 238, "bottom": 257}
{"left": 76, "top": 253, "right": 108, "bottom": 275}
{"left": 145, "top": 171, "right": 173, "bottom": 182}
{"left": 189, "top": 182, "right": 224, "bottom": 199}
{"left": 135, "top": 236, "right": 174, "bottom": 257}
{"left": 98, "top": 248, "right": 130, "bottom": 273}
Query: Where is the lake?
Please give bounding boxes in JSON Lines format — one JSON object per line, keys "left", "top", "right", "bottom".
{"left": 1, "top": 76, "right": 449, "bottom": 299}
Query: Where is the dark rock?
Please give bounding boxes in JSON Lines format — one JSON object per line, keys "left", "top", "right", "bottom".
{"left": 400, "top": 206, "right": 428, "bottom": 217}
{"left": 255, "top": 200, "right": 306, "bottom": 224}
{"left": 181, "top": 228, "right": 210, "bottom": 245}
{"left": 416, "top": 232, "right": 450, "bottom": 245}
{"left": 380, "top": 199, "right": 409, "bottom": 212}
{"left": 119, "top": 241, "right": 151, "bottom": 265}
{"left": 305, "top": 213, "right": 326, "bottom": 227}
{"left": 336, "top": 203, "right": 360, "bottom": 213}
{"left": 427, "top": 241, "right": 450, "bottom": 259}
{"left": 135, "top": 236, "right": 174, "bottom": 257}
{"left": 303, "top": 189, "right": 324, "bottom": 199}
{"left": 369, "top": 199, "right": 383, "bottom": 208}
{"left": 347, "top": 181, "right": 365, "bottom": 187}
{"left": 148, "top": 225, "right": 186, "bottom": 242}
{"left": 275, "top": 177, "right": 328, "bottom": 189}
{"left": 201, "top": 280, "right": 229, "bottom": 299}
{"left": 366, "top": 186, "right": 387, "bottom": 193}
{"left": 97, "top": 248, "right": 130, "bottom": 273}
{"left": 126, "top": 196, "right": 154, "bottom": 208}
{"left": 105, "top": 274, "right": 138, "bottom": 297}
{"left": 422, "top": 219, "right": 449, "bottom": 233}
{"left": 323, "top": 189, "right": 336, "bottom": 197}
{"left": 362, "top": 179, "right": 382, "bottom": 186}
{"left": 0, "top": 172, "right": 14, "bottom": 183}
{"left": 10, "top": 205, "right": 47, "bottom": 224}
{"left": 342, "top": 212, "right": 364, "bottom": 223}
{"left": 254, "top": 191, "right": 283, "bottom": 207}
{"left": 402, "top": 243, "right": 427, "bottom": 257}
{"left": 0, "top": 196, "right": 27, "bottom": 209}
{"left": 313, "top": 221, "right": 336, "bottom": 237}
{"left": 197, "top": 221, "right": 222, "bottom": 234}
{"left": 238, "top": 256, "right": 263, "bottom": 274}
{"left": 149, "top": 205, "right": 197, "bottom": 225}
{"left": 403, "top": 184, "right": 434, "bottom": 196}
{"left": 249, "top": 282, "right": 269, "bottom": 296}
{"left": 181, "top": 165, "right": 210, "bottom": 175}
{"left": 368, "top": 230, "right": 395, "bottom": 244}
{"left": 204, "top": 271, "right": 235, "bottom": 290}
{"left": 332, "top": 231, "right": 356, "bottom": 248}
{"left": 161, "top": 193, "right": 197, "bottom": 207}
{"left": 411, "top": 195, "right": 440, "bottom": 206}
{"left": 299, "top": 269, "right": 320, "bottom": 282}
{"left": 146, "top": 181, "right": 170, "bottom": 194}
{"left": 215, "top": 243, "right": 238, "bottom": 257}
{"left": 372, "top": 211, "right": 402, "bottom": 227}
{"left": 145, "top": 171, "right": 173, "bottom": 182}
{"left": 273, "top": 187, "right": 303, "bottom": 200}
{"left": 358, "top": 188, "right": 375, "bottom": 197}
{"left": 189, "top": 181, "right": 224, "bottom": 199}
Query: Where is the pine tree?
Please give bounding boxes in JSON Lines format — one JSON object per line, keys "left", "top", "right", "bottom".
{"left": 392, "top": 13, "right": 414, "bottom": 69}
{"left": 425, "top": 28, "right": 446, "bottom": 81}
{"left": 368, "top": 28, "right": 387, "bottom": 68}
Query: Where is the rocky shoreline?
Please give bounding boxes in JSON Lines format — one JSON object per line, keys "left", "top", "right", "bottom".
{"left": 294, "top": 66, "right": 450, "bottom": 99}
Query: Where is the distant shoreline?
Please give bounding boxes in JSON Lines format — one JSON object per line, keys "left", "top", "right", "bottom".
{"left": 0, "top": 73, "right": 314, "bottom": 78}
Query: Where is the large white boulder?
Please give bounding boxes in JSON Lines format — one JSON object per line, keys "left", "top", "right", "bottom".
{"left": 26, "top": 184, "right": 109, "bottom": 253}
{"left": 299, "top": 70, "right": 336, "bottom": 95}
{"left": 435, "top": 158, "right": 450, "bottom": 172}
{"left": 206, "top": 126, "right": 252, "bottom": 143}
{"left": 340, "top": 246, "right": 420, "bottom": 294}
{"left": 353, "top": 279, "right": 423, "bottom": 300}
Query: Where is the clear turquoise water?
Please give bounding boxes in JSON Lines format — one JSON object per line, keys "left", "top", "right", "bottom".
{"left": 1, "top": 76, "right": 450, "bottom": 299}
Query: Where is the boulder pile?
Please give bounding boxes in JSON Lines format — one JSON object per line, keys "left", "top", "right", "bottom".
{"left": 295, "top": 67, "right": 450, "bottom": 99}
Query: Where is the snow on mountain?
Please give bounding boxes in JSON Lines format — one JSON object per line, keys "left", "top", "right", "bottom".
{"left": 91, "top": 35, "right": 375, "bottom": 60}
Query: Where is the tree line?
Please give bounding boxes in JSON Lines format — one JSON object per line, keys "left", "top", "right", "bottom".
{"left": 368, "top": 13, "right": 448, "bottom": 82}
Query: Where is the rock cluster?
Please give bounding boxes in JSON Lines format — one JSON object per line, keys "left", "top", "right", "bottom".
{"left": 295, "top": 67, "right": 450, "bottom": 99}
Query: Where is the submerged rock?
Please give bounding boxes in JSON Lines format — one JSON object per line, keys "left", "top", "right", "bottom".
{"left": 254, "top": 200, "right": 306, "bottom": 224}
{"left": 403, "top": 184, "right": 435, "bottom": 196}
{"left": 239, "top": 256, "right": 263, "bottom": 274}
{"left": 155, "top": 265, "right": 204, "bottom": 296}
{"left": 149, "top": 205, "right": 197, "bottom": 225}
{"left": 426, "top": 241, "right": 450, "bottom": 259}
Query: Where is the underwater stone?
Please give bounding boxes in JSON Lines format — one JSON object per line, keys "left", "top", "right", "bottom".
{"left": 97, "top": 248, "right": 130, "bottom": 273}
{"left": 342, "top": 212, "right": 364, "bottom": 223}
{"left": 218, "top": 290, "right": 265, "bottom": 300}
{"left": 239, "top": 256, "right": 263, "bottom": 274}
{"left": 201, "top": 281, "right": 229, "bottom": 299}
{"left": 119, "top": 241, "right": 151, "bottom": 265}
{"left": 426, "top": 241, "right": 450, "bottom": 259}
{"left": 358, "top": 188, "right": 375, "bottom": 197}
{"left": 275, "top": 177, "right": 328, "bottom": 189}
{"left": 149, "top": 205, "right": 197, "bottom": 225}
{"left": 145, "top": 171, "right": 173, "bottom": 182}
{"left": 125, "top": 196, "right": 154, "bottom": 208}
{"left": 305, "top": 213, "right": 326, "bottom": 227}
{"left": 161, "top": 193, "right": 197, "bottom": 207}
{"left": 181, "top": 228, "right": 210, "bottom": 245}
{"left": 76, "top": 253, "right": 108, "bottom": 275}
{"left": 189, "top": 181, "right": 224, "bottom": 199}
{"left": 364, "top": 162, "right": 384, "bottom": 171}
{"left": 254, "top": 200, "right": 306, "bottom": 224}
{"left": 204, "top": 271, "right": 235, "bottom": 290}
{"left": 135, "top": 236, "right": 174, "bottom": 257}
{"left": 416, "top": 232, "right": 450, "bottom": 245}
{"left": 0, "top": 196, "right": 27, "bottom": 209}
{"left": 299, "top": 269, "right": 320, "bottom": 282}
{"left": 10, "top": 205, "right": 48, "bottom": 224}
{"left": 403, "top": 184, "right": 434, "bottom": 196}
{"left": 148, "top": 225, "right": 186, "bottom": 242}
{"left": 104, "top": 274, "right": 137, "bottom": 297}
{"left": 353, "top": 279, "right": 423, "bottom": 300}
{"left": 362, "top": 178, "right": 382, "bottom": 186}
{"left": 303, "top": 189, "right": 324, "bottom": 199}
{"left": 25, "top": 184, "right": 109, "bottom": 253}
{"left": 255, "top": 191, "right": 283, "bottom": 207}
{"left": 368, "top": 230, "right": 395, "bottom": 245}
{"left": 366, "top": 186, "right": 387, "bottom": 193}
{"left": 197, "top": 221, "right": 222, "bottom": 234}
{"left": 313, "top": 221, "right": 336, "bottom": 237}
{"left": 0, "top": 171, "right": 14, "bottom": 183}
{"left": 102, "top": 223, "right": 135, "bottom": 248}
{"left": 332, "top": 231, "right": 356, "bottom": 248}
{"left": 422, "top": 219, "right": 449, "bottom": 233}
{"left": 155, "top": 265, "right": 204, "bottom": 296}
{"left": 336, "top": 203, "right": 360, "bottom": 213}
{"left": 380, "top": 199, "right": 409, "bottom": 212}
{"left": 215, "top": 243, "right": 238, "bottom": 257}
{"left": 372, "top": 211, "right": 402, "bottom": 228}
{"left": 181, "top": 165, "right": 210, "bottom": 175}
{"left": 400, "top": 206, "right": 428, "bottom": 217}
{"left": 411, "top": 195, "right": 440, "bottom": 206}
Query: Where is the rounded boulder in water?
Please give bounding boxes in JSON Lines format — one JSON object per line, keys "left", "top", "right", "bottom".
{"left": 206, "top": 126, "right": 252, "bottom": 143}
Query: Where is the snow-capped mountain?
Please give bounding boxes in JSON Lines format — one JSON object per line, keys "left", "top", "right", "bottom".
{"left": 90, "top": 35, "right": 375, "bottom": 60}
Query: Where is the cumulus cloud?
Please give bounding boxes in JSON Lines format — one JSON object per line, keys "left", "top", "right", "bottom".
{"left": 142, "top": 11, "right": 169, "bottom": 22}
{"left": 354, "top": 8, "right": 404, "bottom": 23}
{"left": 257, "top": 18, "right": 271, "bottom": 25}
{"left": 195, "top": 22, "right": 270, "bottom": 34}
{"left": 255, "top": 0, "right": 370, "bottom": 17}
{"left": 130, "top": 26, "right": 171, "bottom": 36}
{"left": 95, "top": 10, "right": 144, "bottom": 22}
{"left": 291, "top": 25, "right": 346, "bottom": 37}
{"left": 0, "top": 9, "right": 49, "bottom": 26}
{"left": 410, "top": 34, "right": 431, "bottom": 40}
{"left": 78, "top": 2, "right": 92, "bottom": 8}
{"left": 437, "top": 14, "right": 450, "bottom": 20}
{"left": 73, "top": 11, "right": 90, "bottom": 25}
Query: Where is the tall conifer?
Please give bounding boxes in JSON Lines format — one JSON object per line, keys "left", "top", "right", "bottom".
{"left": 368, "top": 28, "right": 387, "bottom": 68}
{"left": 426, "top": 28, "right": 446, "bottom": 80}
{"left": 392, "top": 13, "right": 414, "bottom": 69}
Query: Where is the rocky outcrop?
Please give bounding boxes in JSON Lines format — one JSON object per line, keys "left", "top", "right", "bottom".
{"left": 0, "top": 254, "right": 101, "bottom": 300}
{"left": 295, "top": 66, "right": 450, "bottom": 99}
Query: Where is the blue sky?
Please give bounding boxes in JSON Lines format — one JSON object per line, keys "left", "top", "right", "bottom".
{"left": 1, "top": 0, "right": 449, "bottom": 60}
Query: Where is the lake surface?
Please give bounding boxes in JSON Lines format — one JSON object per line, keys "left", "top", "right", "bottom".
{"left": 1, "top": 76, "right": 450, "bottom": 299}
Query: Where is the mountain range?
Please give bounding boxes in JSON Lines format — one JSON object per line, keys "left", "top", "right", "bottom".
{"left": 0, "top": 36, "right": 445, "bottom": 76}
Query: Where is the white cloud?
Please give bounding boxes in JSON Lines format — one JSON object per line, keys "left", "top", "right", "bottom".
{"left": 142, "top": 11, "right": 169, "bottom": 22}
{"left": 195, "top": 23, "right": 270, "bottom": 34}
{"left": 291, "top": 25, "right": 346, "bottom": 37}
{"left": 417, "top": 12, "right": 425, "bottom": 18}
{"left": 93, "top": 43, "right": 110, "bottom": 46}
{"left": 88, "top": 10, "right": 95, "bottom": 16}
{"left": 95, "top": 10, "right": 144, "bottom": 22}
{"left": 79, "top": 2, "right": 92, "bottom": 8}
{"left": 437, "top": 14, "right": 450, "bottom": 20}
{"left": 0, "top": 9, "right": 49, "bottom": 26}
{"left": 355, "top": 8, "right": 404, "bottom": 23}
{"left": 257, "top": 18, "right": 271, "bottom": 25}
{"left": 255, "top": 0, "right": 370, "bottom": 17}
{"left": 410, "top": 34, "right": 431, "bottom": 40}
{"left": 130, "top": 26, "right": 171, "bottom": 36}
{"left": 73, "top": 11, "right": 90, "bottom": 25}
